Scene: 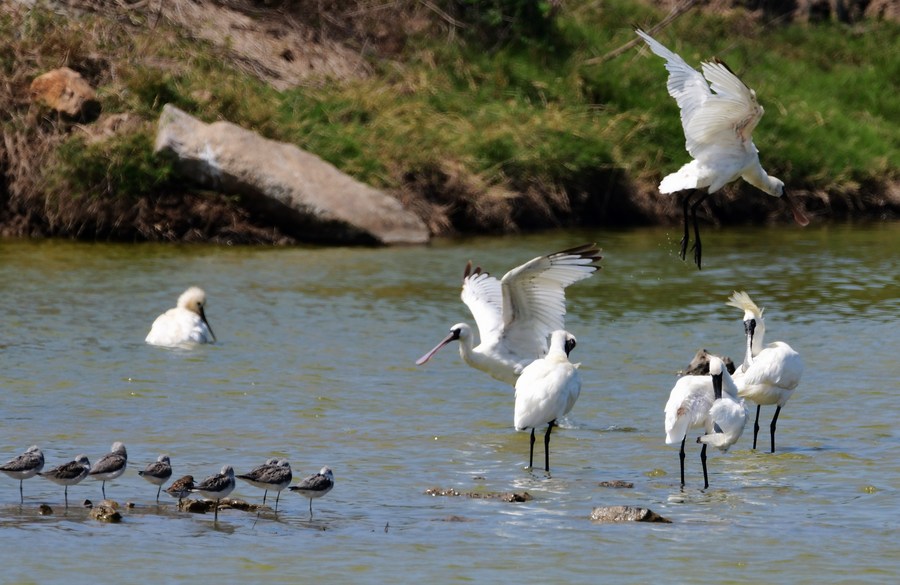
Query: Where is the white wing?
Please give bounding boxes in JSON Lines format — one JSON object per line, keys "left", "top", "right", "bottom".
{"left": 460, "top": 263, "right": 505, "bottom": 345}
{"left": 637, "top": 30, "right": 764, "bottom": 161}
{"left": 498, "top": 244, "right": 600, "bottom": 358}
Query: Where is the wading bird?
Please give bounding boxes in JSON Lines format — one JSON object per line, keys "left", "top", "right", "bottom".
{"left": 416, "top": 244, "right": 600, "bottom": 386}
{"left": 138, "top": 454, "right": 173, "bottom": 501}
{"left": 88, "top": 441, "right": 128, "bottom": 500}
{"left": 698, "top": 356, "right": 748, "bottom": 453}
{"left": 191, "top": 465, "right": 236, "bottom": 521}
{"left": 164, "top": 475, "right": 195, "bottom": 504}
{"left": 146, "top": 287, "right": 216, "bottom": 347}
{"left": 727, "top": 291, "right": 803, "bottom": 453}
{"left": 665, "top": 355, "right": 742, "bottom": 489}
{"left": 636, "top": 29, "right": 808, "bottom": 269}
{"left": 0, "top": 445, "right": 45, "bottom": 503}
{"left": 237, "top": 458, "right": 292, "bottom": 512}
{"left": 289, "top": 467, "right": 334, "bottom": 518}
{"left": 513, "top": 330, "right": 582, "bottom": 473}
{"left": 39, "top": 454, "right": 91, "bottom": 508}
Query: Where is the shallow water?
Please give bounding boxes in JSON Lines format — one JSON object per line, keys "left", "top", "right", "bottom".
{"left": 0, "top": 223, "right": 898, "bottom": 584}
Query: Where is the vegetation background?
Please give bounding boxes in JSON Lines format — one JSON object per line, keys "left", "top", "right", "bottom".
{"left": 1, "top": 0, "right": 897, "bottom": 243}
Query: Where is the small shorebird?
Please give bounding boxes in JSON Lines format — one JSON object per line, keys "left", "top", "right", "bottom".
{"left": 237, "top": 458, "right": 292, "bottom": 512}
{"left": 636, "top": 29, "right": 808, "bottom": 269}
{"left": 88, "top": 442, "right": 128, "bottom": 500}
{"left": 164, "top": 475, "right": 195, "bottom": 503}
{"left": 727, "top": 291, "right": 803, "bottom": 452}
{"left": 39, "top": 454, "right": 91, "bottom": 508}
{"left": 192, "top": 465, "right": 236, "bottom": 520}
{"left": 289, "top": 467, "right": 334, "bottom": 518}
{"left": 0, "top": 445, "right": 45, "bottom": 503}
{"left": 513, "top": 330, "right": 582, "bottom": 472}
{"left": 138, "top": 454, "right": 173, "bottom": 501}
{"left": 145, "top": 286, "right": 216, "bottom": 347}
{"left": 417, "top": 243, "right": 600, "bottom": 386}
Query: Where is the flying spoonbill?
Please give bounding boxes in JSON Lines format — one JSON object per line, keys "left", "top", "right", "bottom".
{"left": 88, "top": 441, "right": 128, "bottom": 500}
{"left": 38, "top": 454, "right": 91, "bottom": 508}
{"left": 664, "top": 355, "right": 741, "bottom": 489}
{"left": 416, "top": 243, "right": 600, "bottom": 386}
{"left": 0, "top": 445, "right": 45, "bottom": 503}
{"left": 513, "top": 330, "right": 582, "bottom": 473}
{"left": 726, "top": 291, "right": 803, "bottom": 453}
{"left": 191, "top": 465, "right": 236, "bottom": 521}
{"left": 636, "top": 29, "right": 809, "bottom": 269}
{"left": 145, "top": 286, "right": 216, "bottom": 347}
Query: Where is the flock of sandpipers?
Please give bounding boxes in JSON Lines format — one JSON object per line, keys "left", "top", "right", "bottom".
{"left": 2, "top": 29, "right": 808, "bottom": 511}
{"left": 0, "top": 441, "right": 334, "bottom": 521}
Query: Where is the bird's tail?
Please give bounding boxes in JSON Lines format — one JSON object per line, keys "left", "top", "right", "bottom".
{"left": 659, "top": 162, "right": 702, "bottom": 194}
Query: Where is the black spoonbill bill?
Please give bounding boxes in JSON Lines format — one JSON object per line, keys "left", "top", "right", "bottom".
{"left": 192, "top": 465, "right": 236, "bottom": 521}
{"left": 636, "top": 29, "right": 809, "bottom": 269}
{"left": 513, "top": 330, "right": 582, "bottom": 473}
{"left": 665, "top": 355, "right": 741, "bottom": 489}
{"left": 0, "top": 445, "right": 45, "bottom": 503}
{"left": 697, "top": 356, "right": 748, "bottom": 454}
{"left": 138, "top": 454, "right": 173, "bottom": 501}
{"left": 289, "top": 467, "right": 334, "bottom": 518}
{"left": 727, "top": 291, "right": 803, "bottom": 453}
{"left": 88, "top": 441, "right": 128, "bottom": 500}
{"left": 38, "top": 454, "right": 91, "bottom": 508}
{"left": 237, "top": 458, "right": 293, "bottom": 512}
{"left": 145, "top": 286, "right": 216, "bottom": 346}
{"left": 416, "top": 243, "right": 601, "bottom": 386}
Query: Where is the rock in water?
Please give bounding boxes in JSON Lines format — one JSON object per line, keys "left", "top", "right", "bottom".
{"left": 589, "top": 506, "right": 672, "bottom": 523}
{"left": 154, "top": 104, "right": 429, "bottom": 246}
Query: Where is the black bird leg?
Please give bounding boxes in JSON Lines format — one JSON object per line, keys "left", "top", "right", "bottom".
{"left": 752, "top": 404, "right": 762, "bottom": 450}
{"left": 700, "top": 442, "right": 709, "bottom": 489}
{"left": 689, "top": 191, "right": 709, "bottom": 270}
{"left": 528, "top": 428, "right": 536, "bottom": 469}
{"left": 680, "top": 192, "right": 693, "bottom": 261}
{"left": 544, "top": 420, "right": 556, "bottom": 473}
{"left": 679, "top": 437, "right": 686, "bottom": 488}
{"left": 770, "top": 406, "right": 782, "bottom": 454}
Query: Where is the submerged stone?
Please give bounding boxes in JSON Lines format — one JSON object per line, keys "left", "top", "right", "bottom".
{"left": 590, "top": 506, "right": 672, "bottom": 524}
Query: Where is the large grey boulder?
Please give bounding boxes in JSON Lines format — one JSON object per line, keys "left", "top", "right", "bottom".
{"left": 154, "top": 104, "right": 429, "bottom": 245}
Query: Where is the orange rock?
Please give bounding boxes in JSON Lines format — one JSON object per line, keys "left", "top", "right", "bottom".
{"left": 29, "top": 67, "right": 100, "bottom": 119}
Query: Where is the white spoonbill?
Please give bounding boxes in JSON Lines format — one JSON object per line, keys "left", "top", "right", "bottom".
{"left": 513, "top": 330, "right": 582, "bottom": 472}
{"left": 664, "top": 355, "right": 741, "bottom": 489}
{"left": 636, "top": 29, "right": 809, "bottom": 269}
{"left": 726, "top": 291, "right": 803, "bottom": 453}
{"left": 416, "top": 243, "right": 601, "bottom": 386}
{"left": 0, "top": 445, "right": 45, "bottom": 503}
{"left": 698, "top": 356, "right": 748, "bottom": 453}
{"left": 145, "top": 286, "right": 216, "bottom": 347}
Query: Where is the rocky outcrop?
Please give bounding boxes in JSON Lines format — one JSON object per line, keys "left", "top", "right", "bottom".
{"left": 29, "top": 67, "right": 100, "bottom": 120}
{"left": 590, "top": 506, "right": 672, "bottom": 523}
{"left": 154, "top": 104, "right": 429, "bottom": 245}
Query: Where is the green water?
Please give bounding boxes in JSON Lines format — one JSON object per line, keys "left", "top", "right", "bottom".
{"left": 0, "top": 223, "right": 898, "bottom": 584}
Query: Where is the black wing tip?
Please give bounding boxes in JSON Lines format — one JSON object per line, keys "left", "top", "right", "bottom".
{"left": 555, "top": 242, "right": 603, "bottom": 265}
{"left": 712, "top": 56, "right": 735, "bottom": 74}
{"left": 462, "top": 260, "right": 486, "bottom": 281}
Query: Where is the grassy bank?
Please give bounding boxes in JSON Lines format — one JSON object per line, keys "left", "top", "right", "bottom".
{"left": 1, "top": 1, "right": 898, "bottom": 242}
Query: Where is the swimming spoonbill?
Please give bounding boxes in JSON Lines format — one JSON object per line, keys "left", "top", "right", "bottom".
{"left": 138, "top": 454, "right": 173, "bottom": 501}
{"left": 145, "top": 286, "right": 216, "bottom": 347}
{"left": 191, "top": 465, "right": 236, "bottom": 521}
{"left": 416, "top": 243, "right": 600, "bottom": 386}
{"left": 726, "top": 291, "right": 803, "bottom": 453}
{"left": 513, "top": 330, "right": 582, "bottom": 473}
{"left": 38, "top": 454, "right": 91, "bottom": 508}
{"left": 0, "top": 445, "right": 45, "bottom": 503}
{"left": 636, "top": 29, "right": 809, "bottom": 269}
{"left": 88, "top": 441, "right": 128, "bottom": 500}
{"left": 289, "top": 467, "right": 334, "bottom": 518}
{"left": 664, "top": 355, "right": 741, "bottom": 489}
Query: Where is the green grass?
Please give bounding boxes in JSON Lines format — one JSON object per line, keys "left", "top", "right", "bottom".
{"left": 2, "top": 1, "right": 898, "bottom": 232}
